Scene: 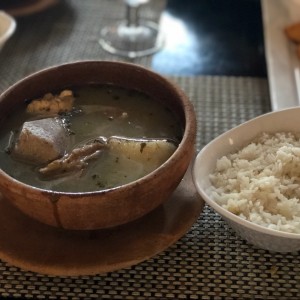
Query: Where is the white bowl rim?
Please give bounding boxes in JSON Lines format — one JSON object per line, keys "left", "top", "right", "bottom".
{"left": 0, "top": 10, "right": 16, "bottom": 45}
{"left": 193, "top": 106, "right": 300, "bottom": 240}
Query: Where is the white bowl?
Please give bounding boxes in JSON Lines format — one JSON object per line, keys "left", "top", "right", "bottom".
{"left": 193, "top": 106, "right": 300, "bottom": 252}
{"left": 0, "top": 11, "right": 16, "bottom": 50}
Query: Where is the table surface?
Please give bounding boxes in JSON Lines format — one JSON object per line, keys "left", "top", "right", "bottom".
{"left": 0, "top": 0, "right": 299, "bottom": 299}
{"left": 153, "top": 0, "right": 267, "bottom": 77}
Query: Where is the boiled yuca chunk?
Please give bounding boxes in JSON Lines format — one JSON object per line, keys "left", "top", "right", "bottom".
{"left": 107, "top": 136, "right": 177, "bottom": 170}
{"left": 13, "top": 118, "right": 69, "bottom": 164}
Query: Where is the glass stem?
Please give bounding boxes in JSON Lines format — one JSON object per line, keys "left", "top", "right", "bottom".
{"left": 126, "top": 4, "right": 140, "bottom": 27}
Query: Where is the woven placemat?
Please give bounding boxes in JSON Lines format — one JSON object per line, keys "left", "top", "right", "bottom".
{"left": 0, "top": 0, "right": 166, "bottom": 93}
{"left": 1, "top": 0, "right": 299, "bottom": 299}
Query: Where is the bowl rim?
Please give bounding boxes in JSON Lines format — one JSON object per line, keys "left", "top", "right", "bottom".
{"left": 0, "top": 10, "right": 16, "bottom": 45}
{"left": 0, "top": 60, "right": 196, "bottom": 196}
{"left": 193, "top": 106, "right": 300, "bottom": 240}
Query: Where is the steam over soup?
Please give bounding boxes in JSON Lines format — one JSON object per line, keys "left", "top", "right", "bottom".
{"left": 0, "top": 84, "right": 183, "bottom": 192}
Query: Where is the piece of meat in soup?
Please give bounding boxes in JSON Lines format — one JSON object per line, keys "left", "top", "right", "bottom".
{"left": 12, "top": 118, "right": 69, "bottom": 165}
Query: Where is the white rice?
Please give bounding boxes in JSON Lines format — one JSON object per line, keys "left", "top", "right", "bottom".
{"left": 209, "top": 132, "right": 300, "bottom": 234}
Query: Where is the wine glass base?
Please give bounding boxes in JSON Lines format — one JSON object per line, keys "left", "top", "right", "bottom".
{"left": 99, "top": 20, "right": 164, "bottom": 58}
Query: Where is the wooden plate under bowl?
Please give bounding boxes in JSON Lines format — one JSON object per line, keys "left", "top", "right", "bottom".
{"left": 0, "top": 163, "right": 204, "bottom": 276}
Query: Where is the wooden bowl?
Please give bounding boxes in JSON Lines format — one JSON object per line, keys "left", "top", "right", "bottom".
{"left": 0, "top": 61, "right": 196, "bottom": 230}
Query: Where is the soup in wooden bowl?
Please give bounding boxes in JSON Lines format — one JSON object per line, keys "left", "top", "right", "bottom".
{"left": 0, "top": 61, "right": 196, "bottom": 230}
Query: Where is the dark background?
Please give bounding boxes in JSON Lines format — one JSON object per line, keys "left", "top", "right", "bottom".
{"left": 152, "top": 0, "right": 267, "bottom": 77}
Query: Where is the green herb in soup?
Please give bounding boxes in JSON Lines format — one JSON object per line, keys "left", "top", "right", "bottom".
{"left": 0, "top": 84, "right": 183, "bottom": 192}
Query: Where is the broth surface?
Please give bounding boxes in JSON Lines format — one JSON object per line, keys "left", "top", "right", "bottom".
{"left": 0, "top": 84, "right": 183, "bottom": 192}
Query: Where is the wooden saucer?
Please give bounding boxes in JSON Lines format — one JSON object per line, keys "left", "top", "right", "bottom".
{"left": 0, "top": 163, "right": 204, "bottom": 276}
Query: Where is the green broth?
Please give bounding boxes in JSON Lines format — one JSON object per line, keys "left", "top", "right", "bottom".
{"left": 0, "top": 84, "right": 183, "bottom": 192}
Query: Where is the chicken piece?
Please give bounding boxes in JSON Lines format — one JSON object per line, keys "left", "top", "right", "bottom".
{"left": 285, "top": 22, "right": 300, "bottom": 43}
{"left": 13, "top": 118, "right": 69, "bottom": 165}
{"left": 107, "top": 136, "right": 177, "bottom": 170}
{"left": 39, "top": 136, "right": 177, "bottom": 179}
{"left": 26, "top": 90, "right": 74, "bottom": 115}
{"left": 39, "top": 138, "right": 107, "bottom": 177}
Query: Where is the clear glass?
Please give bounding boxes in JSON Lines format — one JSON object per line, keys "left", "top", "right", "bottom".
{"left": 99, "top": 0, "right": 164, "bottom": 58}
